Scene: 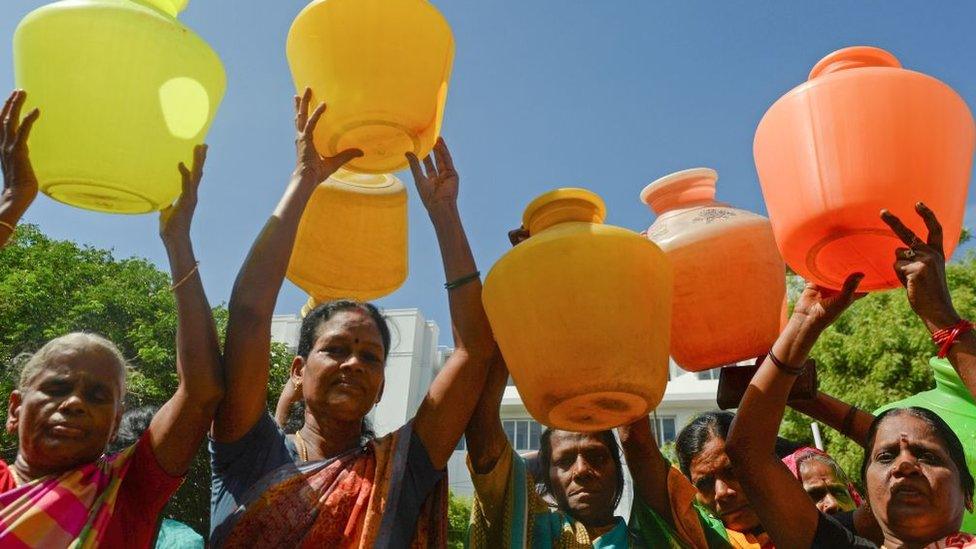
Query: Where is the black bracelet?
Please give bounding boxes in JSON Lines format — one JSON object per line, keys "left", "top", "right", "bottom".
{"left": 841, "top": 405, "right": 860, "bottom": 437}
{"left": 768, "top": 351, "right": 806, "bottom": 376}
{"left": 445, "top": 271, "right": 481, "bottom": 290}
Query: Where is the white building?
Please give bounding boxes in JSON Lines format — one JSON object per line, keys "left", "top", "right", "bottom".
{"left": 271, "top": 308, "right": 720, "bottom": 516}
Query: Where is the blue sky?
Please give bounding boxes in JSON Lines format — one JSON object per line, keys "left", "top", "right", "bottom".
{"left": 2, "top": 1, "right": 975, "bottom": 344}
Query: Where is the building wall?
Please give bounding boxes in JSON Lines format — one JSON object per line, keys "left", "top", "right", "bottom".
{"left": 270, "top": 308, "right": 721, "bottom": 518}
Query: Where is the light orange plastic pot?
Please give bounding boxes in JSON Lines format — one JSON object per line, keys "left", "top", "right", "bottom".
{"left": 642, "top": 168, "right": 786, "bottom": 371}
{"left": 754, "top": 46, "right": 974, "bottom": 291}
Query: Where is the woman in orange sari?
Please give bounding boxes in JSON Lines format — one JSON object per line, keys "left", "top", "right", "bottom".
{"left": 208, "top": 89, "right": 494, "bottom": 547}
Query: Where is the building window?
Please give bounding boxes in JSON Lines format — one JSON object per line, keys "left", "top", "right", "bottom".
{"left": 652, "top": 416, "right": 677, "bottom": 446}
{"left": 696, "top": 368, "right": 721, "bottom": 381}
{"left": 503, "top": 419, "right": 543, "bottom": 451}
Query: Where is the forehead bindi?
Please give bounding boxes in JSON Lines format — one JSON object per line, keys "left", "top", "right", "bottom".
{"left": 316, "top": 311, "right": 383, "bottom": 345}
{"left": 873, "top": 416, "right": 942, "bottom": 451}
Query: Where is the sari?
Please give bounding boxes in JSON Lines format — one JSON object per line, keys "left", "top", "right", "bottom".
{"left": 213, "top": 422, "right": 447, "bottom": 548}
{"left": 0, "top": 445, "right": 138, "bottom": 548}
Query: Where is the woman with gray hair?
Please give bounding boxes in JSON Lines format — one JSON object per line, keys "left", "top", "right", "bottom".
{"left": 0, "top": 88, "right": 224, "bottom": 548}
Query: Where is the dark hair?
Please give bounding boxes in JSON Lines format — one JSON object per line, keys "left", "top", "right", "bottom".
{"left": 675, "top": 410, "right": 802, "bottom": 477}
{"left": 860, "top": 406, "right": 974, "bottom": 504}
{"left": 298, "top": 300, "right": 391, "bottom": 360}
{"left": 108, "top": 404, "right": 158, "bottom": 453}
{"left": 538, "top": 428, "right": 625, "bottom": 511}
{"left": 297, "top": 300, "right": 386, "bottom": 444}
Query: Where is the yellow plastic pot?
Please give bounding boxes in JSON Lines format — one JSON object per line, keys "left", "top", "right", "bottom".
{"left": 483, "top": 188, "right": 673, "bottom": 432}
{"left": 13, "top": 0, "right": 225, "bottom": 214}
{"left": 286, "top": 0, "right": 455, "bottom": 174}
{"left": 287, "top": 170, "right": 408, "bottom": 303}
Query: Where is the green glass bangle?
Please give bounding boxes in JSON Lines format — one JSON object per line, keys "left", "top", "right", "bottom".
{"left": 445, "top": 271, "right": 480, "bottom": 290}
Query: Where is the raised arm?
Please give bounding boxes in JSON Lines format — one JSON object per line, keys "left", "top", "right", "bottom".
{"left": 881, "top": 203, "right": 976, "bottom": 398}
{"left": 617, "top": 415, "right": 677, "bottom": 530}
{"left": 148, "top": 145, "right": 224, "bottom": 475}
{"left": 0, "top": 90, "right": 40, "bottom": 248}
{"left": 465, "top": 349, "right": 512, "bottom": 474}
{"left": 725, "top": 273, "right": 864, "bottom": 548}
{"left": 407, "top": 138, "right": 495, "bottom": 469}
{"left": 213, "top": 89, "right": 361, "bottom": 442}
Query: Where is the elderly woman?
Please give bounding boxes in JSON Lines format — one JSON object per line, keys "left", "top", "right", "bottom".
{"left": 0, "top": 90, "right": 223, "bottom": 547}
{"left": 726, "top": 204, "right": 976, "bottom": 548}
{"left": 208, "top": 89, "right": 494, "bottom": 547}
{"left": 781, "top": 447, "right": 862, "bottom": 516}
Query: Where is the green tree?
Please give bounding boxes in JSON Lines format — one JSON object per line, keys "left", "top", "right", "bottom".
{"left": 0, "top": 225, "right": 295, "bottom": 535}
{"left": 448, "top": 490, "right": 472, "bottom": 548}
{"left": 779, "top": 253, "right": 976, "bottom": 485}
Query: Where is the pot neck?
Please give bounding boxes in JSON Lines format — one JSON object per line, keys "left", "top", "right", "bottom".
{"left": 640, "top": 167, "right": 718, "bottom": 215}
{"left": 523, "top": 188, "right": 606, "bottom": 235}
{"left": 808, "top": 46, "right": 901, "bottom": 80}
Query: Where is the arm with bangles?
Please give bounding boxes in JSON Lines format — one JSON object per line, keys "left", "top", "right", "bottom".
{"left": 725, "top": 273, "right": 866, "bottom": 548}
{"left": 407, "top": 139, "right": 495, "bottom": 470}
{"left": 212, "top": 89, "right": 362, "bottom": 443}
{"left": 0, "top": 90, "right": 40, "bottom": 249}
{"left": 881, "top": 203, "right": 976, "bottom": 399}
{"left": 147, "top": 145, "right": 225, "bottom": 476}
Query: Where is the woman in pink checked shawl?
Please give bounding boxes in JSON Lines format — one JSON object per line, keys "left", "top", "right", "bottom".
{"left": 0, "top": 90, "right": 223, "bottom": 548}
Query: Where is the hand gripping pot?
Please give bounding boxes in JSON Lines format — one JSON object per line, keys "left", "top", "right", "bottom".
{"left": 754, "top": 46, "right": 974, "bottom": 291}
{"left": 482, "top": 188, "right": 672, "bottom": 431}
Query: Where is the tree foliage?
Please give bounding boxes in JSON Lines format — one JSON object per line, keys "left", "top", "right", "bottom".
{"left": 779, "top": 253, "right": 976, "bottom": 486}
{"left": 0, "top": 225, "right": 294, "bottom": 535}
{"left": 448, "top": 490, "right": 471, "bottom": 548}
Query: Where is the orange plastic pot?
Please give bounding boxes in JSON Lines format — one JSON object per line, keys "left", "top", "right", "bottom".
{"left": 754, "top": 46, "right": 974, "bottom": 291}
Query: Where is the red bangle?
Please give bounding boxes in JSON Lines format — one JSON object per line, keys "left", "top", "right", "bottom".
{"left": 932, "top": 319, "right": 974, "bottom": 359}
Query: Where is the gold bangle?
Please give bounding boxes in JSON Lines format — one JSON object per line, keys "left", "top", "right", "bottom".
{"left": 170, "top": 262, "right": 200, "bottom": 291}
{"left": 0, "top": 220, "right": 14, "bottom": 234}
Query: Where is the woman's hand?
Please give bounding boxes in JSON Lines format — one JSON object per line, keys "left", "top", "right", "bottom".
{"left": 508, "top": 226, "right": 529, "bottom": 246}
{"left": 790, "top": 273, "right": 865, "bottom": 336}
{"left": 293, "top": 87, "right": 362, "bottom": 184}
{"left": 881, "top": 203, "right": 960, "bottom": 333}
{"left": 406, "top": 137, "right": 458, "bottom": 216}
{"left": 160, "top": 144, "right": 207, "bottom": 245}
{"left": 1, "top": 90, "right": 40, "bottom": 216}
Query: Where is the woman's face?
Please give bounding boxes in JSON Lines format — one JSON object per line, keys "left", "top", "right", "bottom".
{"left": 546, "top": 431, "right": 620, "bottom": 527}
{"left": 6, "top": 346, "right": 124, "bottom": 474}
{"left": 866, "top": 414, "right": 968, "bottom": 542}
{"left": 798, "top": 458, "right": 856, "bottom": 515}
{"left": 294, "top": 310, "right": 386, "bottom": 423}
{"left": 689, "top": 435, "right": 761, "bottom": 532}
